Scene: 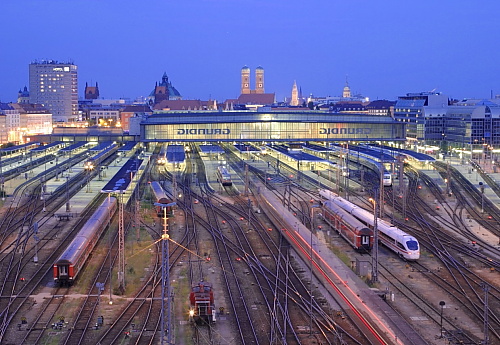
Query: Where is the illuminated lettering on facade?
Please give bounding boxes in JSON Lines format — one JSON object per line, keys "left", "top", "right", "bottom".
{"left": 177, "top": 128, "right": 231, "bottom": 135}
{"left": 319, "top": 128, "right": 371, "bottom": 135}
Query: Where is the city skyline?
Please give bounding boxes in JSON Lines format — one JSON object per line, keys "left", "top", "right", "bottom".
{"left": 1, "top": 0, "right": 500, "bottom": 103}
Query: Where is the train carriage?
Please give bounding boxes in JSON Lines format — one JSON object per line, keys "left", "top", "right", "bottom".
{"left": 383, "top": 172, "right": 392, "bottom": 187}
{"left": 150, "top": 181, "right": 173, "bottom": 217}
{"left": 322, "top": 200, "right": 373, "bottom": 251}
{"left": 54, "top": 197, "right": 117, "bottom": 285}
{"left": 319, "top": 189, "right": 420, "bottom": 260}
{"left": 216, "top": 166, "right": 232, "bottom": 186}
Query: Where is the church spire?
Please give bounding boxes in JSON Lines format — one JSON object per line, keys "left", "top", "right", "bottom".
{"left": 342, "top": 75, "right": 351, "bottom": 98}
{"left": 290, "top": 80, "right": 299, "bottom": 106}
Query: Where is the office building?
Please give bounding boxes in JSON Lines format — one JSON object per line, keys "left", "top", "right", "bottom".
{"left": 29, "top": 60, "right": 78, "bottom": 122}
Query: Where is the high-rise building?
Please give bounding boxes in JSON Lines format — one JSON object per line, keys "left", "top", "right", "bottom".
{"left": 29, "top": 60, "right": 78, "bottom": 122}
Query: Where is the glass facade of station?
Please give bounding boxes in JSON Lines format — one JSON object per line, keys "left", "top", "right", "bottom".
{"left": 141, "top": 111, "right": 404, "bottom": 142}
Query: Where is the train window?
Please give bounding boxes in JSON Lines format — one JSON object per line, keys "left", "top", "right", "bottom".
{"left": 361, "top": 236, "right": 370, "bottom": 245}
{"left": 406, "top": 240, "right": 419, "bottom": 250}
{"left": 397, "top": 242, "right": 405, "bottom": 250}
{"left": 59, "top": 265, "right": 68, "bottom": 276}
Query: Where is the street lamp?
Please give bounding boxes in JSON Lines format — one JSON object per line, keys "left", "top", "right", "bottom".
{"left": 369, "top": 193, "right": 378, "bottom": 283}
{"left": 439, "top": 301, "right": 446, "bottom": 338}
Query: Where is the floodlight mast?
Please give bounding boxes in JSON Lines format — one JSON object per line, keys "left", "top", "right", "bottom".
{"left": 155, "top": 201, "right": 176, "bottom": 345}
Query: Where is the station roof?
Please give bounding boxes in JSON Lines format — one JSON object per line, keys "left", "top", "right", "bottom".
{"left": 145, "top": 110, "right": 398, "bottom": 124}
{"left": 167, "top": 145, "right": 185, "bottom": 163}
{"left": 0, "top": 142, "right": 39, "bottom": 154}
{"left": 234, "top": 144, "right": 259, "bottom": 152}
{"left": 90, "top": 141, "right": 114, "bottom": 152}
{"left": 118, "top": 141, "right": 138, "bottom": 152}
{"left": 343, "top": 145, "right": 397, "bottom": 163}
{"left": 270, "top": 144, "right": 326, "bottom": 162}
{"left": 60, "top": 141, "right": 87, "bottom": 153}
{"left": 90, "top": 144, "right": 117, "bottom": 163}
{"left": 400, "top": 149, "right": 435, "bottom": 161}
{"left": 199, "top": 145, "right": 224, "bottom": 154}
{"left": 370, "top": 144, "right": 436, "bottom": 162}
{"left": 31, "top": 141, "right": 65, "bottom": 153}
{"left": 101, "top": 158, "right": 143, "bottom": 193}
{"left": 303, "top": 143, "right": 334, "bottom": 153}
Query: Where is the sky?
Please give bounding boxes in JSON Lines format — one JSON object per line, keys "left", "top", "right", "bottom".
{"left": 1, "top": 0, "right": 499, "bottom": 103}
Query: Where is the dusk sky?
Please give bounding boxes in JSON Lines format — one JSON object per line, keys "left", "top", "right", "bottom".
{"left": 1, "top": 0, "right": 499, "bottom": 103}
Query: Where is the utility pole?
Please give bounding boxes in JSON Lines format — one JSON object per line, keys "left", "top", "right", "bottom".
{"left": 439, "top": 301, "right": 446, "bottom": 338}
{"left": 118, "top": 190, "right": 125, "bottom": 293}
{"left": 244, "top": 163, "right": 249, "bottom": 196}
{"left": 155, "top": 201, "right": 176, "bottom": 345}
{"left": 345, "top": 143, "right": 349, "bottom": 201}
{"left": 370, "top": 190, "right": 378, "bottom": 283}
{"left": 481, "top": 282, "right": 490, "bottom": 345}
{"left": 65, "top": 175, "right": 71, "bottom": 212}
{"left": 309, "top": 204, "right": 319, "bottom": 336}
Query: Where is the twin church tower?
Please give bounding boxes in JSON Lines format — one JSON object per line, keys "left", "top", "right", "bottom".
{"left": 240, "top": 66, "right": 265, "bottom": 94}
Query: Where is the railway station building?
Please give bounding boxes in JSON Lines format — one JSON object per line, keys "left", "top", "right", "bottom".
{"left": 138, "top": 110, "right": 405, "bottom": 143}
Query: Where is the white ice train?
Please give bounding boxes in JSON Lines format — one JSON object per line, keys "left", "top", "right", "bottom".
{"left": 319, "top": 189, "right": 420, "bottom": 260}
{"left": 383, "top": 172, "right": 392, "bottom": 187}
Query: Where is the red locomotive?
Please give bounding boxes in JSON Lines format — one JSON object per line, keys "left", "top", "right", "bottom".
{"left": 189, "top": 281, "right": 216, "bottom": 324}
{"left": 322, "top": 200, "right": 373, "bottom": 251}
